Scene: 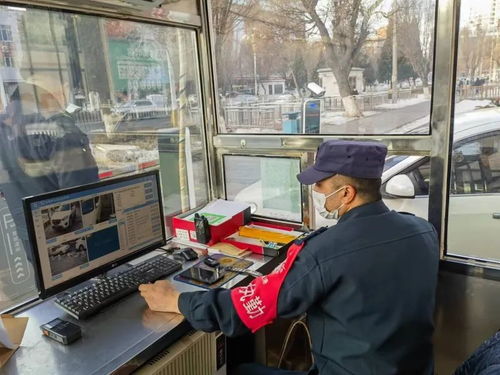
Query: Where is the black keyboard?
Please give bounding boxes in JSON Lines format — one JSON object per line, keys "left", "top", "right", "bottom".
{"left": 55, "top": 254, "right": 182, "bottom": 319}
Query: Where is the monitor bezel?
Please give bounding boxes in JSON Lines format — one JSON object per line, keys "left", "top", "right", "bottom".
{"left": 23, "top": 169, "right": 166, "bottom": 299}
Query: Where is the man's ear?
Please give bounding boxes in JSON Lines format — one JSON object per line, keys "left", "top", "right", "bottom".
{"left": 344, "top": 185, "right": 357, "bottom": 203}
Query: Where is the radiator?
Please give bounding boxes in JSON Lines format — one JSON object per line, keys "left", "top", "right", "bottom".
{"left": 135, "top": 330, "right": 226, "bottom": 375}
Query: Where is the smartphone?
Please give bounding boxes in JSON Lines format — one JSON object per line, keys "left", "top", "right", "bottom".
{"left": 179, "top": 265, "right": 224, "bottom": 284}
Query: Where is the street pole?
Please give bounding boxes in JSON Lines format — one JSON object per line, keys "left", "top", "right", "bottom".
{"left": 253, "top": 42, "right": 258, "bottom": 96}
{"left": 391, "top": 0, "right": 398, "bottom": 104}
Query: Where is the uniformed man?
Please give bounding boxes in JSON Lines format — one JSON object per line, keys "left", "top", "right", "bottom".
{"left": 139, "top": 140, "right": 439, "bottom": 375}
{"left": 0, "top": 82, "right": 99, "bottom": 261}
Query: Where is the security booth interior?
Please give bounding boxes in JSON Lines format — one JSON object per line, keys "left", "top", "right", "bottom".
{"left": 0, "top": 0, "right": 500, "bottom": 374}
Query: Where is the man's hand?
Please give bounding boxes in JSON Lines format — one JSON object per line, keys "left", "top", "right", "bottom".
{"left": 138, "top": 280, "right": 181, "bottom": 314}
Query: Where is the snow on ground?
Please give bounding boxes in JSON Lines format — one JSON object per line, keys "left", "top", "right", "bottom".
{"left": 375, "top": 97, "right": 428, "bottom": 110}
{"left": 454, "top": 99, "right": 493, "bottom": 114}
{"left": 91, "top": 143, "right": 159, "bottom": 171}
{"left": 233, "top": 128, "right": 282, "bottom": 133}
{"left": 321, "top": 111, "right": 377, "bottom": 126}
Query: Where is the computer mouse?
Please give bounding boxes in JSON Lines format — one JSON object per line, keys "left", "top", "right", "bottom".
{"left": 180, "top": 247, "right": 198, "bottom": 261}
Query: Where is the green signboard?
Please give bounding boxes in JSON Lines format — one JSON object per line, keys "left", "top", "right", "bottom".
{"left": 107, "top": 38, "right": 170, "bottom": 96}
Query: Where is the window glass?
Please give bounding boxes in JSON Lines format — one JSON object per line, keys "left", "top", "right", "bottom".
{"left": 0, "top": 6, "right": 209, "bottom": 312}
{"left": 223, "top": 155, "right": 302, "bottom": 222}
{"left": 212, "top": 0, "right": 435, "bottom": 134}
{"left": 310, "top": 154, "right": 429, "bottom": 228}
{"left": 447, "top": 0, "right": 500, "bottom": 262}
{"left": 161, "top": 0, "right": 199, "bottom": 16}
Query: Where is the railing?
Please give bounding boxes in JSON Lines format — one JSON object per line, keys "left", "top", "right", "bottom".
{"left": 73, "top": 108, "right": 171, "bottom": 133}
{"left": 223, "top": 102, "right": 302, "bottom": 131}
{"left": 74, "top": 110, "right": 103, "bottom": 132}
{"left": 222, "top": 90, "right": 423, "bottom": 130}
{"left": 456, "top": 85, "right": 500, "bottom": 101}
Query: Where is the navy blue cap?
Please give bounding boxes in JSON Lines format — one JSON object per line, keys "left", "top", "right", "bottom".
{"left": 297, "top": 140, "right": 388, "bottom": 184}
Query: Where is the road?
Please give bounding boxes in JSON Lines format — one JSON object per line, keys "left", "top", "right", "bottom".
{"left": 321, "top": 101, "right": 432, "bottom": 135}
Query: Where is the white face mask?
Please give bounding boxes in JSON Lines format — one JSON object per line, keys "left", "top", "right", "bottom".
{"left": 312, "top": 186, "right": 347, "bottom": 220}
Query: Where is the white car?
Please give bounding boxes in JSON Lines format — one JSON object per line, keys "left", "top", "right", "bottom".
{"left": 51, "top": 204, "right": 76, "bottom": 230}
{"left": 113, "top": 99, "right": 159, "bottom": 119}
{"left": 50, "top": 243, "right": 71, "bottom": 257}
{"left": 382, "top": 106, "right": 500, "bottom": 261}
{"left": 81, "top": 196, "right": 101, "bottom": 227}
{"left": 146, "top": 94, "right": 168, "bottom": 109}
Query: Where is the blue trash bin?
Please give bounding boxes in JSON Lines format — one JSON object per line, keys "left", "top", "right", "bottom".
{"left": 282, "top": 111, "right": 300, "bottom": 133}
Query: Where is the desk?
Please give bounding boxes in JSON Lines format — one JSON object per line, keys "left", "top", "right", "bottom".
{"left": 1, "top": 243, "right": 284, "bottom": 375}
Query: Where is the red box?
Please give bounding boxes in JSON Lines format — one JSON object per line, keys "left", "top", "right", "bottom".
{"left": 172, "top": 200, "right": 251, "bottom": 246}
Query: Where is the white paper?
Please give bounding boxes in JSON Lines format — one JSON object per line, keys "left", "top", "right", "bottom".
{"left": 184, "top": 199, "right": 251, "bottom": 224}
{"left": 0, "top": 318, "right": 15, "bottom": 350}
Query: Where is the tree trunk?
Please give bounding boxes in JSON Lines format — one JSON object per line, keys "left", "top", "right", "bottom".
{"left": 324, "top": 45, "right": 362, "bottom": 117}
{"left": 334, "top": 66, "right": 362, "bottom": 117}
{"left": 342, "top": 96, "right": 362, "bottom": 118}
{"left": 215, "top": 35, "right": 226, "bottom": 94}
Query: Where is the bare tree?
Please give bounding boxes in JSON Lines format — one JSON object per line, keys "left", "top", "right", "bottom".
{"left": 457, "top": 25, "right": 488, "bottom": 82}
{"left": 397, "top": 0, "right": 434, "bottom": 94}
{"left": 272, "top": 0, "right": 384, "bottom": 117}
{"left": 211, "top": 0, "right": 255, "bottom": 93}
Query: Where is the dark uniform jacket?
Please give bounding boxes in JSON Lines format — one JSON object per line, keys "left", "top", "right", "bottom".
{"left": 179, "top": 200, "right": 439, "bottom": 374}
{"left": 0, "top": 112, "right": 98, "bottom": 246}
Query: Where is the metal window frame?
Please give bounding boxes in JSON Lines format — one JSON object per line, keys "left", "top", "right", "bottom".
{"left": 0, "top": 0, "right": 201, "bottom": 27}
{"left": 217, "top": 150, "right": 312, "bottom": 228}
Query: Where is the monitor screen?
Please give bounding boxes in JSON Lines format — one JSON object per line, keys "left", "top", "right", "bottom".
{"left": 24, "top": 170, "right": 165, "bottom": 297}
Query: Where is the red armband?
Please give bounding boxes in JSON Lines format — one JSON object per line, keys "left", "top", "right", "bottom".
{"left": 230, "top": 242, "right": 305, "bottom": 333}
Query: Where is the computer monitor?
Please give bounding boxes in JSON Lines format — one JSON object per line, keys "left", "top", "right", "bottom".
{"left": 23, "top": 170, "right": 166, "bottom": 298}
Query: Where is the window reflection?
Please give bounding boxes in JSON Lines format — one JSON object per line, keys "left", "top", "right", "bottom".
{"left": 0, "top": 7, "right": 209, "bottom": 311}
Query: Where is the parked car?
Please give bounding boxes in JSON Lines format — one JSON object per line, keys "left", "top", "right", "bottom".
{"left": 146, "top": 94, "right": 168, "bottom": 109}
{"left": 381, "top": 107, "right": 500, "bottom": 260}
{"left": 51, "top": 204, "right": 76, "bottom": 230}
{"left": 112, "top": 99, "right": 159, "bottom": 119}
{"left": 81, "top": 196, "right": 101, "bottom": 227}
{"left": 49, "top": 243, "right": 71, "bottom": 257}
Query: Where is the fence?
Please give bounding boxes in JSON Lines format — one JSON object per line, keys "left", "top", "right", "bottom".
{"left": 456, "top": 85, "right": 500, "bottom": 101}
{"left": 223, "top": 90, "right": 422, "bottom": 130}
{"left": 74, "top": 108, "right": 172, "bottom": 133}
{"left": 74, "top": 110, "right": 103, "bottom": 132}
{"left": 224, "top": 102, "right": 302, "bottom": 131}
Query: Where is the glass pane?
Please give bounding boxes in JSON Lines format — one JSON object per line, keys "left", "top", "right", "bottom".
{"left": 212, "top": 0, "right": 435, "bottom": 135}
{"left": 224, "top": 155, "right": 302, "bottom": 222}
{"left": 447, "top": 0, "right": 500, "bottom": 261}
{"left": 312, "top": 154, "right": 429, "bottom": 228}
{"left": 0, "top": 6, "right": 209, "bottom": 311}
{"left": 161, "top": 0, "right": 199, "bottom": 16}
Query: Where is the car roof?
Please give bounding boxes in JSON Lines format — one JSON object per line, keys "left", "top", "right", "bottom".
{"left": 382, "top": 107, "right": 500, "bottom": 180}
{"left": 453, "top": 107, "right": 500, "bottom": 142}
